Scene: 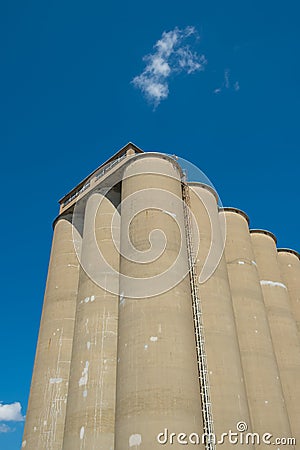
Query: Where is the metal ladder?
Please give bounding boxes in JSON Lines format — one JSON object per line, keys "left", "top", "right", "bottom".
{"left": 182, "top": 181, "right": 216, "bottom": 450}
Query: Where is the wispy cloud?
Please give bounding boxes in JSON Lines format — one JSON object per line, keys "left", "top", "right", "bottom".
{"left": 0, "top": 424, "right": 14, "bottom": 433}
{"left": 0, "top": 402, "right": 25, "bottom": 422}
{"left": 234, "top": 81, "right": 240, "bottom": 91}
{"left": 132, "top": 26, "right": 207, "bottom": 108}
{"left": 224, "top": 69, "right": 230, "bottom": 89}
{"left": 213, "top": 69, "right": 240, "bottom": 94}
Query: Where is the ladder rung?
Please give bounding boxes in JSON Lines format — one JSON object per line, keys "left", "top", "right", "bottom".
{"left": 183, "top": 188, "right": 215, "bottom": 450}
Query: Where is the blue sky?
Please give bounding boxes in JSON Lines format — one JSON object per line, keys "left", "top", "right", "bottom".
{"left": 1, "top": 0, "right": 299, "bottom": 447}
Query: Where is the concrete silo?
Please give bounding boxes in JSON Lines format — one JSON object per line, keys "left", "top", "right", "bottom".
{"left": 277, "top": 249, "right": 300, "bottom": 338}
{"left": 115, "top": 155, "right": 204, "bottom": 449}
{"left": 62, "top": 193, "right": 120, "bottom": 450}
{"left": 188, "top": 185, "right": 253, "bottom": 450}
{"left": 23, "top": 143, "right": 300, "bottom": 450}
{"left": 251, "top": 230, "right": 300, "bottom": 444}
{"left": 22, "top": 216, "right": 79, "bottom": 449}
{"left": 222, "top": 209, "right": 292, "bottom": 445}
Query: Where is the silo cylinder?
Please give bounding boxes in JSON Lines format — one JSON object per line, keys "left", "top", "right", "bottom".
{"left": 188, "top": 185, "right": 253, "bottom": 450}
{"left": 22, "top": 217, "right": 79, "bottom": 450}
{"left": 251, "top": 230, "right": 300, "bottom": 445}
{"left": 223, "top": 209, "right": 292, "bottom": 446}
{"left": 62, "top": 193, "right": 119, "bottom": 449}
{"left": 277, "top": 249, "right": 300, "bottom": 338}
{"left": 115, "top": 155, "right": 204, "bottom": 450}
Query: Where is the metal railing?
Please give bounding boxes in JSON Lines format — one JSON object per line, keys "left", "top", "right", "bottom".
{"left": 62, "top": 153, "right": 128, "bottom": 207}
{"left": 95, "top": 153, "right": 127, "bottom": 180}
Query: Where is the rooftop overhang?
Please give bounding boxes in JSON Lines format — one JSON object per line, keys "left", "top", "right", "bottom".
{"left": 59, "top": 142, "right": 144, "bottom": 208}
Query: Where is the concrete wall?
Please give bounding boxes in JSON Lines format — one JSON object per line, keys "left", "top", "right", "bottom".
{"left": 114, "top": 156, "right": 204, "bottom": 450}
{"left": 251, "top": 231, "right": 300, "bottom": 445}
{"left": 22, "top": 217, "right": 79, "bottom": 450}
{"left": 223, "top": 210, "right": 292, "bottom": 447}
{"left": 278, "top": 249, "right": 300, "bottom": 339}
{"left": 62, "top": 193, "right": 119, "bottom": 450}
{"left": 189, "top": 185, "right": 253, "bottom": 450}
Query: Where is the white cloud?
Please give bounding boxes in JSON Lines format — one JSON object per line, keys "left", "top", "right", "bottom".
{"left": 224, "top": 69, "right": 230, "bottom": 89}
{"left": 234, "top": 81, "right": 240, "bottom": 91}
{"left": 150, "top": 56, "right": 170, "bottom": 76}
{"left": 0, "top": 402, "right": 24, "bottom": 422}
{"left": 0, "top": 424, "right": 13, "bottom": 433}
{"left": 213, "top": 69, "right": 240, "bottom": 94}
{"left": 177, "top": 47, "right": 206, "bottom": 74}
{"left": 132, "top": 26, "right": 207, "bottom": 108}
